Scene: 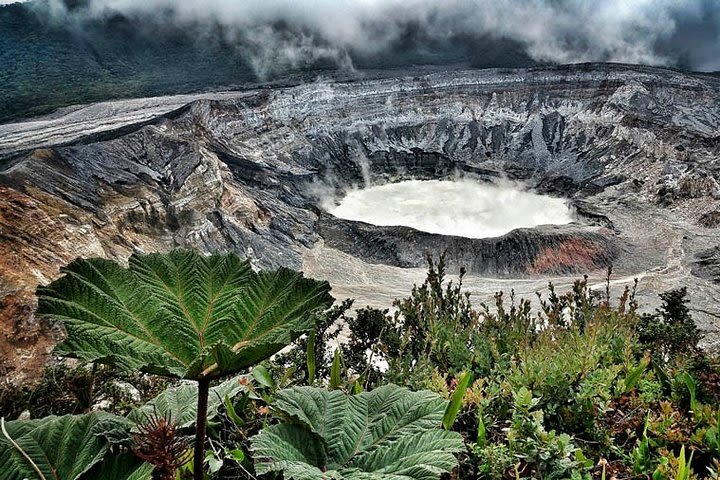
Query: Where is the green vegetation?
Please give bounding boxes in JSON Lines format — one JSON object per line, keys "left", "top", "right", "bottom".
{"left": 1, "top": 250, "right": 719, "bottom": 479}
{"left": 0, "top": 412, "right": 150, "bottom": 479}
{"left": 34, "top": 250, "right": 333, "bottom": 480}
{"left": 251, "top": 385, "right": 464, "bottom": 479}
{"left": 0, "top": 3, "right": 258, "bottom": 124}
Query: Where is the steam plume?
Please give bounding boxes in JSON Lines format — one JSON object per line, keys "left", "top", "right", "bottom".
{"left": 330, "top": 179, "right": 575, "bottom": 239}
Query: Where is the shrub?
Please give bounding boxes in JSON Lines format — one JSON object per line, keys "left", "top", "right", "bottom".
{"left": 639, "top": 287, "right": 701, "bottom": 364}
{"left": 506, "top": 387, "right": 593, "bottom": 479}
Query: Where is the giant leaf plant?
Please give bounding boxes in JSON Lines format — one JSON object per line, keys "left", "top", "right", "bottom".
{"left": 36, "top": 249, "right": 334, "bottom": 480}
{"left": 251, "top": 384, "right": 465, "bottom": 479}
{"left": 0, "top": 413, "right": 150, "bottom": 480}
{"left": 0, "top": 377, "right": 250, "bottom": 480}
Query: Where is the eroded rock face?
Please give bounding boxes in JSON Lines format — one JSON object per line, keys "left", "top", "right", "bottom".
{"left": 317, "top": 214, "right": 618, "bottom": 276}
{"left": 692, "top": 247, "right": 720, "bottom": 285}
{"left": 2, "top": 64, "right": 720, "bottom": 381}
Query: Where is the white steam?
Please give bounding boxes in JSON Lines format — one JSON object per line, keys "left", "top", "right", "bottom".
{"left": 329, "top": 179, "right": 574, "bottom": 239}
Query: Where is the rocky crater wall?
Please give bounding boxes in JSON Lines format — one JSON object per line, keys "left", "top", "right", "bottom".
{"left": 1, "top": 64, "right": 720, "bottom": 381}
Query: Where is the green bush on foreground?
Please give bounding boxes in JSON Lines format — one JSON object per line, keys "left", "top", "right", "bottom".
{"left": 0, "top": 250, "right": 719, "bottom": 479}
{"left": 21, "top": 250, "right": 334, "bottom": 480}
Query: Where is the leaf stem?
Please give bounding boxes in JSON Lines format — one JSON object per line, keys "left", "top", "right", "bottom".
{"left": 194, "top": 378, "right": 211, "bottom": 480}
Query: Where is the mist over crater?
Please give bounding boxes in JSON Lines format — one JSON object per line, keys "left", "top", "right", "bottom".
{"left": 329, "top": 179, "right": 575, "bottom": 239}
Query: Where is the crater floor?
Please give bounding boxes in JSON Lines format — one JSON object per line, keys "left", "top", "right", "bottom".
{"left": 1, "top": 63, "right": 720, "bottom": 382}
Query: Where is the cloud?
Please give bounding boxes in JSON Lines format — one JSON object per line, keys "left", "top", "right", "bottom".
{"left": 28, "top": 0, "right": 720, "bottom": 73}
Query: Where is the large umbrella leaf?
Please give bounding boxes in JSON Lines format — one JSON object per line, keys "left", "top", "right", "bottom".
{"left": 251, "top": 385, "right": 464, "bottom": 480}
{"left": 37, "top": 250, "right": 334, "bottom": 380}
{"left": 0, "top": 412, "right": 145, "bottom": 480}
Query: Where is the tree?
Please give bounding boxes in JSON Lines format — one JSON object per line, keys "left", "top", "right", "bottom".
{"left": 37, "top": 250, "right": 334, "bottom": 480}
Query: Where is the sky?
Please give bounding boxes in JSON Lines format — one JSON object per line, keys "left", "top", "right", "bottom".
{"left": 9, "top": 0, "right": 720, "bottom": 72}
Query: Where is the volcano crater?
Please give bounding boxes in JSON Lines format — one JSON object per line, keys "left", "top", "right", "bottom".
{"left": 307, "top": 165, "right": 620, "bottom": 277}
{"left": 2, "top": 64, "right": 720, "bottom": 382}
